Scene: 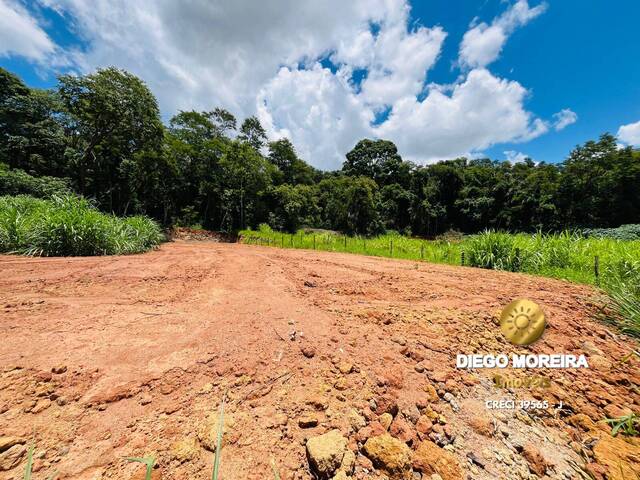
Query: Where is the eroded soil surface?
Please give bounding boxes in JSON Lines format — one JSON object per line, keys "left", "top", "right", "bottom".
{"left": 0, "top": 241, "right": 639, "bottom": 480}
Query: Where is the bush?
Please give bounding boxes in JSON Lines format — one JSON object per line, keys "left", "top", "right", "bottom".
{"left": 583, "top": 224, "right": 640, "bottom": 241}
{"left": 0, "top": 164, "right": 71, "bottom": 198}
{"left": 0, "top": 194, "right": 163, "bottom": 256}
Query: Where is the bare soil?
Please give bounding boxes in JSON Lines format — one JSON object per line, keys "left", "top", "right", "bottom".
{"left": 0, "top": 240, "right": 639, "bottom": 480}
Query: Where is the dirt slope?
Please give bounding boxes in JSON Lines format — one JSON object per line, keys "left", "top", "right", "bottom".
{"left": 0, "top": 240, "right": 638, "bottom": 480}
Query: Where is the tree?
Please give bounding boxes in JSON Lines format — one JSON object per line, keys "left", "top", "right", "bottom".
{"left": 267, "top": 138, "right": 316, "bottom": 185}
{"left": 58, "top": 67, "right": 163, "bottom": 211}
{"left": 238, "top": 116, "right": 267, "bottom": 151}
{"left": 0, "top": 68, "right": 66, "bottom": 176}
{"left": 219, "top": 140, "right": 273, "bottom": 230}
{"left": 344, "top": 139, "right": 410, "bottom": 186}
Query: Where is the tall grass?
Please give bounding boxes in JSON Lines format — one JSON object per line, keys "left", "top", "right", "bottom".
{"left": 240, "top": 226, "right": 640, "bottom": 337}
{"left": 0, "top": 195, "right": 163, "bottom": 256}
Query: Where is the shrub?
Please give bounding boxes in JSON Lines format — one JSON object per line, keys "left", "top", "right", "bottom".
{"left": 583, "top": 224, "right": 640, "bottom": 241}
{"left": 0, "top": 194, "right": 163, "bottom": 256}
{"left": 0, "top": 164, "right": 71, "bottom": 198}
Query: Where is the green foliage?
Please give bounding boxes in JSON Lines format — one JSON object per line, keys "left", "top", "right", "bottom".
{"left": 0, "top": 195, "right": 163, "bottom": 256}
{"left": 466, "top": 231, "right": 519, "bottom": 271}
{"left": 0, "top": 164, "right": 71, "bottom": 198}
{"left": 583, "top": 224, "right": 640, "bottom": 241}
{"left": 603, "top": 413, "right": 640, "bottom": 437}
{"left": 125, "top": 456, "right": 155, "bottom": 480}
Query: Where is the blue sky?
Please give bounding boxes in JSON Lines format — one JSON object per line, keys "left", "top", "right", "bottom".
{"left": 1, "top": 0, "right": 639, "bottom": 168}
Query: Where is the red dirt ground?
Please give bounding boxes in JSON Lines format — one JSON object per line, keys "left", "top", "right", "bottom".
{"left": 0, "top": 240, "right": 639, "bottom": 480}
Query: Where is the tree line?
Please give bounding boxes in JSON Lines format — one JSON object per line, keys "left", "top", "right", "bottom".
{"left": 1, "top": 66, "right": 639, "bottom": 236}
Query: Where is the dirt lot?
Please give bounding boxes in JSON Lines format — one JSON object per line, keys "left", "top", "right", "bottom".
{"left": 1, "top": 240, "right": 639, "bottom": 480}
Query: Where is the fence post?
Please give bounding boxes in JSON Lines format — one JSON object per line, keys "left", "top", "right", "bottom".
{"left": 344, "top": 236, "right": 347, "bottom": 249}
{"left": 594, "top": 255, "right": 600, "bottom": 286}
{"left": 313, "top": 235, "right": 316, "bottom": 250}
{"left": 291, "top": 235, "right": 294, "bottom": 247}
{"left": 420, "top": 243, "right": 424, "bottom": 260}
{"left": 461, "top": 251, "right": 465, "bottom": 266}
{"left": 390, "top": 240, "right": 394, "bottom": 257}
{"left": 363, "top": 238, "right": 366, "bottom": 252}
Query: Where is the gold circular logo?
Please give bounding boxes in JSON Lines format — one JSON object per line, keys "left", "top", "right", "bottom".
{"left": 500, "top": 299, "right": 546, "bottom": 345}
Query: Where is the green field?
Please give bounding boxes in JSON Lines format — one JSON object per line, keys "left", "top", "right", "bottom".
{"left": 240, "top": 226, "right": 640, "bottom": 337}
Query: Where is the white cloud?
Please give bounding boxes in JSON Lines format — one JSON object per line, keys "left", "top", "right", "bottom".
{"left": 618, "top": 120, "right": 640, "bottom": 146}
{"left": 504, "top": 150, "right": 530, "bottom": 163}
{"left": 0, "top": 0, "right": 56, "bottom": 61}
{"left": 375, "top": 69, "right": 548, "bottom": 162}
{"left": 19, "top": 0, "right": 562, "bottom": 169}
{"left": 552, "top": 108, "right": 577, "bottom": 130}
{"left": 459, "top": 0, "right": 546, "bottom": 69}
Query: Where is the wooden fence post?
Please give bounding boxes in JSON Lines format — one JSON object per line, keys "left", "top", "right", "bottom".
{"left": 313, "top": 235, "right": 316, "bottom": 250}
{"left": 420, "top": 243, "right": 424, "bottom": 260}
{"left": 594, "top": 255, "right": 600, "bottom": 285}
{"left": 390, "top": 240, "right": 394, "bottom": 257}
{"left": 461, "top": 251, "right": 465, "bottom": 266}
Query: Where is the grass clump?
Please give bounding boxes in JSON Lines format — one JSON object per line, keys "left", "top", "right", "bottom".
{"left": 0, "top": 194, "right": 163, "bottom": 256}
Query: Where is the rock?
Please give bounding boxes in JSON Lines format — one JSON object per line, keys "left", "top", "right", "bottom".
{"left": 340, "top": 449, "right": 356, "bottom": 474}
{"left": 373, "top": 395, "right": 399, "bottom": 416}
{"left": 334, "top": 378, "right": 348, "bottom": 391}
{"left": 416, "top": 416, "right": 433, "bottom": 436}
{"left": 390, "top": 417, "right": 417, "bottom": 445}
{"left": 51, "top": 365, "right": 67, "bottom": 374}
{"left": 31, "top": 399, "right": 51, "bottom": 414}
{"left": 337, "top": 362, "right": 353, "bottom": 374}
{"left": 422, "top": 384, "right": 439, "bottom": 403}
{"left": 306, "top": 429, "right": 348, "bottom": 479}
{"left": 298, "top": 415, "right": 319, "bottom": 428}
{"left": 0, "top": 437, "right": 25, "bottom": 453}
{"left": 412, "top": 441, "right": 463, "bottom": 480}
{"left": 331, "top": 472, "right": 350, "bottom": 480}
{"left": 347, "top": 409, "right": 366, "bottom": 432}
{"left": 139, "top": 393, "right": 153, "bottom": 405}
{"left": 521, "top": 443, "right": 549, "bottom": 476}
{"left": 363, "top": 433, "right": 412, "bottom": 479}
{"left": 468, "top": 415, "right": 493, "bottom": 437}
{"left": 307, "top": 395, "right": 329, "bottom": 411}
{"left": 170, "top": 437, "right": 199, "bottom": 463}
{"left": 301, "top": 345, "right": 316, "bottom": 358}
{"left": 589, "top": 355, "right": 612, "bottom": 371}
{"left": 592, "top": 433, "right": 640, "bottom": 480}
{"left": 380, "top": 413, "right": 394, "bottom": 431}
{"left": 0, "top": 444, "right": 26, "bottom": 471}
{"left": 198, "top": 412, "right": 238, "bottom": 451}
{"left": 603, "top": 404, "right": 632, "bottom": 419}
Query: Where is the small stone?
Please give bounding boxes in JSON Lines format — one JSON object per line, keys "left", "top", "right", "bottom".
{"left": 380, "top": 412, "right": 393, "bottom": 431}
{"left": 31, "top": 399, "right": 51, "bottom": 414}
{"left": 337, "top": 362, "right": 353, "bottom": 374}
{"left": 56, "top": 396, "right": 68, "bottom": 406}
{"left": 198, "top": 411, "right": 238, "bottom": 451}
{"left": 139, "top": 394, "right": 153, "bottom": 405}
{"left": 390, "top": 417, "right": 417, "bottom": 445}
{"left": 301, "top": 345, "right": 316, "bottom": 358}
{"left": 0, "top": 444, "right": 26, "bottom": 471}
{"left": 416, "top": 416, "right": 433, "bottom": 436}
{"left": 171, "top": 437, "right": 199, "bottom": 463}
{"left": 306, "top": 429, "right": 348, "bottom": 479}
{"left": 412, "top": 440, "right": 463, "bottom": 479}
{"left": 51, "top": 365, "right": 67, "bottom": 374}
{"left": 298, "top": 415, "right": 319, "bottom": 428}
{"left": 363, "top": 433, "right": 412, "bottom": 478}
{"left": 468, "top": 415, "right": 493, "bottom": 437}
{"left": 0, "top": 437, "right": 25, "bottom": 453}
{"left": 334, "top": 378, "right": 348, "bottom": 391}
{"left": 340, "top": 449, "right": 356, "bottom": 474}
{"left": 347, "top": 409, "right": 366, "bottom": 432}
{"left": 521, "top": 443, "right": 549, "bottom": 476}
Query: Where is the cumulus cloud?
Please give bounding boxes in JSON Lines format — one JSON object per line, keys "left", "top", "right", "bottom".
{"left": 459, "top": 0, "right": 546, "bottom": 69}
{"left": 375, "top": 69, "right": 549, "bottom": 162}
{"left": 14, "top": 0, "right": 565, "bottom": 168}
{"left": 0, "top": 0, "right": 56, "bottom": 61}
{"left": 617, "top": 120, "right": 640, "bottom": 146}
{"left": 552, "top": 108, "right": 577, "bottom": 131}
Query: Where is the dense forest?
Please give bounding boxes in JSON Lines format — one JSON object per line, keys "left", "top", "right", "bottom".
{"left": 1, "top": 66, "right": 639, "bottom": 236}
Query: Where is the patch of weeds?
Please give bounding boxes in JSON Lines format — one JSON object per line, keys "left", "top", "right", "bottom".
{"left": 603, "top": 413, "right": 640, "bottom": 437}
